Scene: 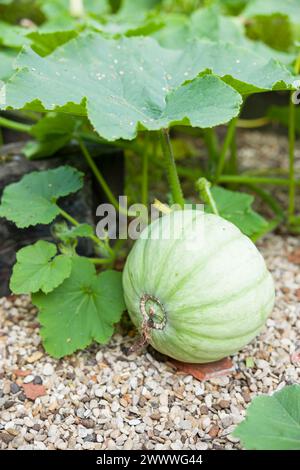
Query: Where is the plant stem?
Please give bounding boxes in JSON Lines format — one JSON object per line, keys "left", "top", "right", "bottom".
{"left": 58, "top": 207, "right": 113, "bottom": 255}
{"left": 58, "top": 207, "right": 80, "bottom": 227}
{"left": 219, "top": 174, "right": 300, "bottom": 186}
{"left": 141, "top": 138, "right": 149, "bottom": 206}
{"left": 237, "top": 117, "right": 270, "bottom": 128}
{"left": 288, "top": 93, "right": 296, "bottom": 223}
{"left": 89, "top": 257, "right": 114, "bottom": 265}
{"left": 196, "top": 178, "right": 219, "bottom": 216}
{"left": 228, "top": 127, "right": 238, "bottom": 174}
{"left": 159, "top": 129, "right": 185, "bottom": 207}
{"left": 215, "top": 118, "right": 237, "bottom": 183}
{"left": 78, "top": 138, "right": 129, "bottom": 216}
{"left": 203, "top": 128, "right": 219, "bottom": 166}
{"left": 249, "top": 185, "right": 284, "bottom": 221}
{"left": 0, "top": 116, "right": 31, "bottom": 133}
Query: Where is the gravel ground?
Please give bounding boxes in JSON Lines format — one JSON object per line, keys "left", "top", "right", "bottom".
{"left": 0, "top": 234, "right": 299, "bottom": 451}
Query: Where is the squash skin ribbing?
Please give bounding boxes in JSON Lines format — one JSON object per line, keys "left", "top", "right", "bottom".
{"left": 123, "top": 210, "right": 275, "bottom": 363}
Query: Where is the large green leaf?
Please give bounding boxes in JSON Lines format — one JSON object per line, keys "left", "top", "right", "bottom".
{"left": 206, "top": 186, "right": 269, "bottom": 237}
{"left": 1, "top": 34, "right": 294, "bottom": 140}
{"left": 234, "top": 385, "right": 300, "bottom": 450}
{"left": 32, "top": 257, "right": 125, "bottom": 357}
{"left": 1, "top": 34, "right": 244, "bottom": 140}
{"left": 10, "top": 241, "right": 72, "bottom": 294}
{"left": 0, "top": 166, "right": 83, "bottom": 228}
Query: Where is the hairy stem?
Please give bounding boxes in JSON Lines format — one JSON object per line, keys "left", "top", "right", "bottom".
{"left": 159, "top": 129, "right": 185, "bottom": 207}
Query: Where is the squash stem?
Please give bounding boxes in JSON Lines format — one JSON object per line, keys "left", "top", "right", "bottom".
{"left": 215, "top": 118, "right": 237, "bottom": 183}
{"left": 237, "top": 117, "right": 270, "bottom": 128}
{"left": 141, "top": 136, "right": 150, "bottom": 206}
{"left": 159, "top": 129, "right": 185, "bottom": 208}
{"left": 203, "top": 127, "right": 219, "bottom": 169}
{"left": 58, "top": 207, "right": 114, "bottom": 257}
{"left": 78, "top": 138, "right": 133, "bottom": 217}
{"left": 0, "top": 116, "right": 32, "bottom": 133}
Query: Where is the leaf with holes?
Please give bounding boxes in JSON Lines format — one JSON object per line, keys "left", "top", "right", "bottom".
{"left": 32, "top": 257, "right": 125, "bottom": 357}
{"left": 10, "top": 241, "right": 72, "bottom": 294}
{"left": 0, "top": 165, "right": 83, "bottom": 228}
{"left": 234, "top": 385, "right": 300, "bottom": 450}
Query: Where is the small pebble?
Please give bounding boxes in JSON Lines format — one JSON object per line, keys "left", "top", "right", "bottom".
{"left": 10, "top": 383, "right": 20, "bottom": 394}
{"left": 33, "top": 376, "right": 43, "bottom": 385}
{"left": 43, "top": 364, "right": 54, "bottom": 376}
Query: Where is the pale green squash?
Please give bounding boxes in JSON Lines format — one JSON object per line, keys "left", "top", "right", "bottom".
{"left": 122, "top": 210, "right": 275, "bottom": 363}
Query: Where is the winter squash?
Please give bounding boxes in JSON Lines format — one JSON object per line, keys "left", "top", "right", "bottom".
{"left": 123, "top": 210, "right": 275, "bottom": 363}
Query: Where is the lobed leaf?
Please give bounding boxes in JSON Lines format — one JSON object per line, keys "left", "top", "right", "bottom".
{"left": 2, "top": 34, "right": 293, "bottom": 140}
{"left": 10, "top": 240, "right": 72, "bottom": 294}
{"left": 32, "top": 257, "right": 125, "bottom": 357}
{"left": 0, "top": 165, "right": 83, "bottom": 228}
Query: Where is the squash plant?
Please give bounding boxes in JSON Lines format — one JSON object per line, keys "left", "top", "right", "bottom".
{"left": 0, "top": 0, "right": 299, "bottom": 358}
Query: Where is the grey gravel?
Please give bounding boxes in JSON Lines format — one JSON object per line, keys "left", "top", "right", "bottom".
{"left": 0, "top": 129, "right": 299, "bottom": 450}
{"left": 0, "top": 233, "right": 299, "bottom": 450}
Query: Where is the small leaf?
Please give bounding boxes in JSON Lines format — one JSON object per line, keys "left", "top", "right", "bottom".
{"left": 206, "top": 186, "right": 269, "bottom": 237}
{"left": 10, "top": 241, "right": 72, "bottom": 294}
{"left": 55, "top": 223, "right": 95, "bottom": 242}
{"left": 0, "top": 165, "right": 83, "bottom": 228}
{"left": 234, "top": 385, "right": 300, "bottom": 450}
{"left": 32, "top": 257, "right": 125, "bottom": 358}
